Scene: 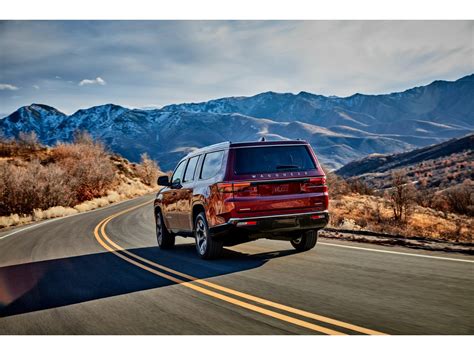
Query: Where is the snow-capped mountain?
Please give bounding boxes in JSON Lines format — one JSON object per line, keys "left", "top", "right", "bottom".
{"left": 1, "top": 74, "right": 473, "bottom": 170}
{"left": 164, "top": 74, "right": 474, "bottom": 136}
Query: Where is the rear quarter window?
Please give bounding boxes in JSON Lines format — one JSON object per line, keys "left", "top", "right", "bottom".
{"left": 234, "top": 145, "right": 316, "bottom": 175}
{"left": 200, "top": 150, "right": 225, "bottom": 180}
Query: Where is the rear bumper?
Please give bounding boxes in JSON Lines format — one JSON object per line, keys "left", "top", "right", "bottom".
{"left": 209, "top": 211, "right": 329, "bottom": 237}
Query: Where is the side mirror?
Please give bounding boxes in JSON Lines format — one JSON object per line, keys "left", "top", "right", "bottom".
{"left": 157, "top": 175, "right": 170, "bottom": 186}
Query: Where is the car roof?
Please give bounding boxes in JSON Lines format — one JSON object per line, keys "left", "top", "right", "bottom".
{"left": 183, "top": 139, "right": 309, "bottom": 159}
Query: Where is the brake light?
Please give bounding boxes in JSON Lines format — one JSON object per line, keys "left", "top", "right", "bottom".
{"left": 217, "top": 183, "right": 234, "bottom": 193}
{"left": 217, "top": 182, "right": 258, "bottom": 196}
{"left": 309, "top": 177, "right": 326, "bottom": 185}
{"left": 301, "top": 176, "right": 328, "bottom": 193}
{"left": 233, "top": 182, "right": 252, "bottom": 191}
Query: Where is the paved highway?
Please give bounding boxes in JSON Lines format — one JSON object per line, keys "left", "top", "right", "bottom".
{"left": 0, "top": 194, "right": 472, "bottom": 334}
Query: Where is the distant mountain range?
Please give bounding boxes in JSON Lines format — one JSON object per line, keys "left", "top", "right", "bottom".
{"left": 336, "top": 133, "right": 474, "bottom": 191}
{"left": 1, "top": 74, "right": 473, "bottom": 170}
{"left": 337, "top": 133, "right": 474, "bottom": 177}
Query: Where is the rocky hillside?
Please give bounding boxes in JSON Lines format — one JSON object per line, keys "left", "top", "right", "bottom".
{"left": 337, "top": 133, "right": 474, "bottom": 191}
{"left": 1, "top": 74, "right": 473, "bottom": 171}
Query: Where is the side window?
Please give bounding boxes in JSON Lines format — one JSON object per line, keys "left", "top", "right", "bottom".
{"left": 183, "top": 155, "right": 199, "bottom": 182}
{"left": 200, "top": 150, "right": 224, "bottom": 180}
{"left": 171, "top": 160, "right": 186, "bottom": 185}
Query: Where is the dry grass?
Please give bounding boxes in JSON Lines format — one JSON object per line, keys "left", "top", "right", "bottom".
{"left": 0, "top": 132, "right": 162, "bottom": 229}
{"left": 329, "top": 193, "right": 473, "bottom": 243}
{"left": 0, "top": 179, "right": 157, "bottom": 229}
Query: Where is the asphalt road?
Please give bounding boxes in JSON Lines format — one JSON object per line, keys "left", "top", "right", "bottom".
{"left": 0, "top": 193, "right": 472, "bottom": 335}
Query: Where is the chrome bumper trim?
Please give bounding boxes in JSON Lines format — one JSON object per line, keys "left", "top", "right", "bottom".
{"left": 227, "top": 210, "right": 329, "bottom": 224}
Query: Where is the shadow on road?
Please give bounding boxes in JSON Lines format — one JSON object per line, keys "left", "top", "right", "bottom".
{"left": 0, "top": 244, "right": 297, "bottom": 317}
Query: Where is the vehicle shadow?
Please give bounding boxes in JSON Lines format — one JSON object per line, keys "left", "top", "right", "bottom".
{"left": 0, "top": 244, "right": 297, "bottom": 317}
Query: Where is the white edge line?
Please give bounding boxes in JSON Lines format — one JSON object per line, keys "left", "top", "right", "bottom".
{"left": 319, "top": 242, "right": 474, "bottom": 264}
{"left": 0, "top": 195, "right": 154, "bottom": 241}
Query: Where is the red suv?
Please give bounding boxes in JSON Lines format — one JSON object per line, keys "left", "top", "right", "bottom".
{"left": 154, "top": 140, "right": 329, "bottom": 259}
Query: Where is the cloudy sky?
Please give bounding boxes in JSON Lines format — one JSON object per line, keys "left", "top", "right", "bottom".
{"left": 0, "top": 20, "right": 473, "bottom": 115}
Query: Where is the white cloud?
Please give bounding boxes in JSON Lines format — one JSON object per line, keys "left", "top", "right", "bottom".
{"left": 0, "top": 21, "right": 472, "bottom": 113}
{"left": 78, "top": 77, "right": 106, "bottom": 86}
{"left": 32, "top": 84, "right": 40, "bottom": 90}
{"left": 0, "top": 83, "right": 19, "bottom": 91}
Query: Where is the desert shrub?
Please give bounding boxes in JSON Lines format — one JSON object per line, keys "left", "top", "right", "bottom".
{"left": 385, "top": 170, "right": 416, "bottom": 222}
{"left": 348, "top": 179, "right": 373, "bottom": 195}
{"left": 0, "top": 133, "right": 116, "bottom": 215}
{"left": 442, "top": 180, "right": 474, "bottom": 216}
{"left": 369, "top": 200, "right": 385, "bottom": 223}
{"left": 414, "top": 186, "right": 436, "bottom": 208}
{"left": 52, "top": 133, "right": 115, "bottom": 201}
{"left": 1, "top": 131, "right": 42, "bottom": 157}
{"left": 0, "top": 134, "right": 15, "bottom": 156}
{"left": 136, "top": 153, "right": 160, "bottom": 186}
{"left": 73, "top": 130, "right": 95, "bottom": 145}
{"left": 18, "top": 131, "right": 40, "bottom": 150}
{"left": 325, "top": 170, "right": 349, "bottom": 198}
{"left": 0, "top": 160, "right": 75, "bottom": 215}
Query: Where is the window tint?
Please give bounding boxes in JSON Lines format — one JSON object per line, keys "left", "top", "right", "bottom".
{"left": 184, "top": 155, "right": 199, "bottom": 182}
{"left": 200, "top": 151, "right": 225, "bottom": 180}
{"left": 234, "top": 145, "right": 316, "bottom": 175}
{"left": 171, "top": 160, "right": 186, "bottom": 185}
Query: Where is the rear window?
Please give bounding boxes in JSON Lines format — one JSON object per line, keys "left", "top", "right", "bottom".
{"left": 233, "top": 145, "right": 316, "bottom": 175}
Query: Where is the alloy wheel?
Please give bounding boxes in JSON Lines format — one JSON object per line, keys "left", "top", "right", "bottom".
{"left": 156, "top": 213, "right": 163, "bottom": 245}
{"left": 195, "top": 218, "right": 207, "bottom": 255}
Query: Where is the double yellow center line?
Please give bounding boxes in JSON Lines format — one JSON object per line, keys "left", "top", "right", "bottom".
{"left": 93, "top": 200, "right": 386, "bottom": 335}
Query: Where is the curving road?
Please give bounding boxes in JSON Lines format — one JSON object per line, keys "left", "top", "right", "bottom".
{"left": 0, "top": 194, "right": 473, "bottom": 335}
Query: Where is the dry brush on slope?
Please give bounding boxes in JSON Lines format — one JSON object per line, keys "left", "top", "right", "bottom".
{"left": 0, "top": 132, "right": 162, "bottom": 228}
{"left": 325, "top": 166, "right": 473, "bottom": 243}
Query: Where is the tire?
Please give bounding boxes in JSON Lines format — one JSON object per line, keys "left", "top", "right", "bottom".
{"left": 290, "top": 230, "right": 318, "bottom": 251}
{"left": 156, "top": 210, "right": 175, "bottom": 249}
{"left": 194, "top": 212, "right": 223, "bottom": 259}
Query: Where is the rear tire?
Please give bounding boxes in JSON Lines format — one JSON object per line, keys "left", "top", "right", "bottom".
{"left": 156, "top": 210, "right": 175, "bottom": 249}
{"left": 194, "top": 212, "right": 223, "bottom": 259}
{"left": 291, "top": 230, "right": 318, "bottom": 251}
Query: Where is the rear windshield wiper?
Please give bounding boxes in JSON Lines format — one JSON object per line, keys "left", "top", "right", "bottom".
{"left": 276, "top": 164, "right": 300, "bottom": 170}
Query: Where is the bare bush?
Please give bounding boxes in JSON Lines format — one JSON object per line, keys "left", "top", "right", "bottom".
{"left": 18, "top": 131, "right": 40, "bottom": 150}
{"left": 73, "top": 130, "right": 95, "bottom": 145}
{"left": 0, "top": 133, "right": 116, "bottom": 215}
{"left": 0, "top": 160, "right": 75, "bottom": 215}
{"left": 52, "top": 133, "right": 115, "bottom": 201}
{"left": 1, "top": 132, "right": 43, "bottom": 157}
{"left": 137, "top": 153, "right": 160, "bottom": 186}
{"left": 386, "top": 170, "right": 417, "bottom": 222}
{"left": 442, "top": 180, "right": 474, "bottom": 216}
{"left": 325, "top": 170, "right": 349, "bottom": 198}
{"left": 0, "top": 135, "right": 15, "bottom": 157}
{"left": 348, "top": 179, "right": 373, "bottom": 195}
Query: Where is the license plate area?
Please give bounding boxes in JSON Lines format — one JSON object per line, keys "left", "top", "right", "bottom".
{"left": 257, "top": 183, "right": 296, "bottom": 195}
{"left": 271, "top": 183, "right": 290, "bottom": 194}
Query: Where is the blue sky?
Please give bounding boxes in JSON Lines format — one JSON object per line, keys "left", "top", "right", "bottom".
{"left": 0, "top": 20, "right": 473, "bottom": 115}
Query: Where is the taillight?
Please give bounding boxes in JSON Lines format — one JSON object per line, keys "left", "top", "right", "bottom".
{"left": 309, "top": 177, "right": 326, "bottom": 185}
{"left": 216, "top": 183, "right": 234, "bottom": 193}
{"left": 217, "top": 182, "right": 258, "bottom": 197}
{"left": 301, "top": 176, "right": 328, "bottom": 193}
